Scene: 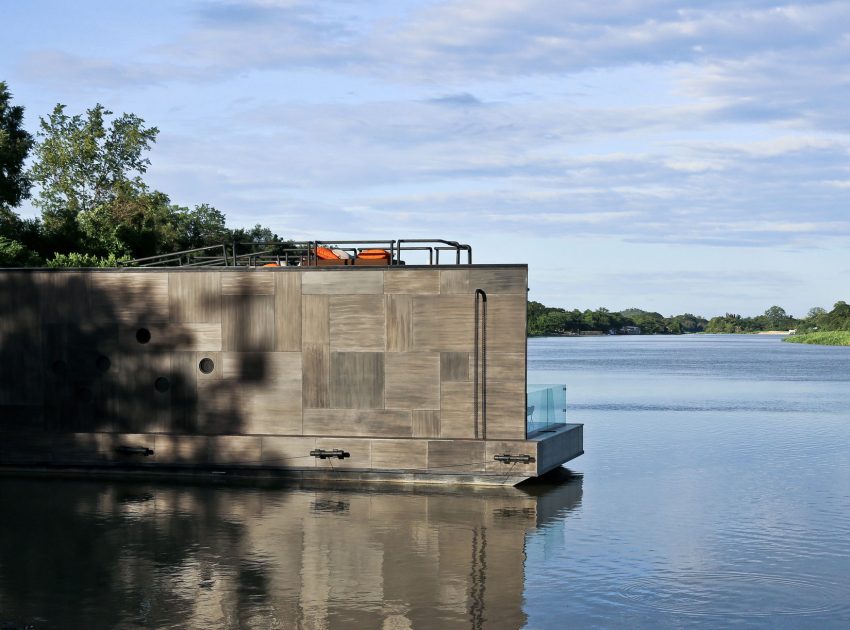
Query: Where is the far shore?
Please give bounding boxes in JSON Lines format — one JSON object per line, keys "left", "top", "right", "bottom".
{"left": 784, "top": 331, "right": 850, "bottom": 346}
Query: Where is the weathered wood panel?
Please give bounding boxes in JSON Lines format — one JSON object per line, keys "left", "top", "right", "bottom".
{"left": 170, "top": 351, "right": 198, "bottom": 433}
{"left": 329, "top": 295, "right": 386, "bottom": 351}
{"left": 91, "top": 273, "right": 169, "bottom": 323}
{"left": 427, "top": 440, "right": 485, "bottom": 473}
{"left": 372, "top": 439, "right": 427, "bottom": 470}
{"left": 208, "top": 435, "right": 263, "bottom": 464}
{"left": 303, "top": 409, "right": 412, "bottom": 437}
{"left": 440, "top": 352, "right": 469, "bottom": 381}
{"left": 214, "top": 352, "right": 303, "bottom": 435}
{"left": 439, "top": 269, "right": 469, "bottom": 294}
{"left": 439, "top": 381, "right": 475, "bottom": 438}
{"left": 195, "top": 379, "right": 244, "bottom": 434}
{"left": 481, "top": 380, "right": 526, "bottom": 440}
{"left": 222, "top": 295, "right": 275, "bottom": 351}
{"left": 440, "top": 268, "right": 527, "bottom": 295}
{"left": 385, "top": 353, "right": 440, "bottom": 409}
{"left": 412, "top": 410, "right": 440, "bottom": 438}
{"left": 386, "top": 294, "right": 412, "bottom": 352}
{"left": 302, "top": 295, "right": 329, "bottom": 344}
{"left": 261, "top": 436, "right": 317, "bottom": 466}
{"left": 221, "top": 273, "right": 274, "bottom": 295}
{"left": 485, "top": 352, "right": 525, "bottom": 383}
{"left": 302, "top": 343, "right": 329, "bottom": 409}
{"left": 154, "top": 435, "right": 210, "bottom": 465}
{"left": 275, "top": 272, "right": 302, "bottom": 351}
{"left": 0, "top": 274, "right": 42, "bottom": 409}
{"left": 168, "top": 272, "right": 221, "bottom": 323}
{"left": 302, "top": 270, "right": 383, "bottom": 294}
{"left": 115, "top": 353, "right": 172, "bottom": 433}
{"left": 383, "top": 269, "right": 439, "bottom": 294}
{"left": 35, "top": 272, "right": 91, "bottom": 323}
{"left": 412, "top": 295, "right": 474, "bottom": 352}
{"left": 468, "top": 268, "right": 527, "bottom": 294}
{"left": 119, "top": 323, "right": 222, "bottom": 351}
{"left": 328, "top": 352, "right": 384, "bottom": 409}
{"left": 486, "top": 295, "right": 527, "bottom": 353}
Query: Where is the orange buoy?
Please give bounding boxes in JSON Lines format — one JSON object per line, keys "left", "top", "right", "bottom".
{"left": 316, "top": 246, "right": 340, "bottom": 260}
{"left": 357, "top": 248, "right": 390, "bottom": 260}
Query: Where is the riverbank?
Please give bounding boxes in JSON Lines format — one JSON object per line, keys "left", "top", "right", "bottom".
{"left": 783, "top": 331, "right": 850, "bottom": 346}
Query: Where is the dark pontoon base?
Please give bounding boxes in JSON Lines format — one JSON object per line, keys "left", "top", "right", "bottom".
{"left": 0, "top": 424, "right": 583, "bottom": 487}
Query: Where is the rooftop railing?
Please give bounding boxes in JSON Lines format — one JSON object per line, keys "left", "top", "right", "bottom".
{"left": 121, "top": 239, "right": 472, "bottom": 268}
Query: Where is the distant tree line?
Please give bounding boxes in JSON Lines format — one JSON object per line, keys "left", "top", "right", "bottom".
{"left": 703, "top": 305, "right": 798, "bottom": 333}
{"left": 794, "top": 302, "right": 850, "bottom": 333}
{"left": 1, "top": 81, "right": 277, "bottom": 267}
{"left": 528, "top": 303, "right": 850, "bottom": 336}
{"left": 527, "top": 303, "right": 709, "bottom": 336}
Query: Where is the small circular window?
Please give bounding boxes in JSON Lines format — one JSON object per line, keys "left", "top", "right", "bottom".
{"left": 136, "top": 328, "right": 151, "bottom": 344}
{"left": 199, "top": 358, "right": 215, "bottom": 374}
{"left": 52, "top": 359, "right": 67, "bottom": 375}
{"left": 96, "top": 356, "right": 111, "bottom": 372}
{"left": 154, "top": 377, "right": 170, "bottom": 393}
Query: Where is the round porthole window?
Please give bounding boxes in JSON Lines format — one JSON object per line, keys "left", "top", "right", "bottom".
{"left": 199, "top": 358, "right": 215, "bottom": 374}
{"left": 52, "top": 359, "right": 67, "bottom": 375}
{"left": 136, "top": 328, "right": 151, "bottom": 344}
{"left": 96, "top": 356, "right": 111, "bottom": 372}
{"left": 154, "top": 377, "right": 170, "bottom": 393}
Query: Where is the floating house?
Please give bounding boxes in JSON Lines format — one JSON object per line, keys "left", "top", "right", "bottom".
{"left": 0, "top": 240, "right": 583, "bottom": 485}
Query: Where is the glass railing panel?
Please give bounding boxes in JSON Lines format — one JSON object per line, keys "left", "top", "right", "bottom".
{"left": 526, "top": 384, "right": 567, "bottom": 435}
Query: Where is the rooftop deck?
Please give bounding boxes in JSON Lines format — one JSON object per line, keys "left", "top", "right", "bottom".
{"left": 125, "top": 239, "right": 473, "bottom": 268}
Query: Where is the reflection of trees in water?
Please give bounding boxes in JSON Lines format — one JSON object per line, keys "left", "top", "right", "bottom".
{"left": 0, "top": 474, "right": 581, "bottom": 629}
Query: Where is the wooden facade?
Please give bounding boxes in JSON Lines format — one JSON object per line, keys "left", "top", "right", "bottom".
{"left": 0, "top": 265, "right": 582, "bottom": 484}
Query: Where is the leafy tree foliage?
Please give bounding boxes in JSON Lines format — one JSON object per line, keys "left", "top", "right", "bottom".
{"left": 796, "top": 301, "right": 850, "bottom": 333}
{"left": 0, "top": 82, "right": 38, "bottom": 265}
{"left": 527, "top": 303, "right": 708, "bottom": 336}
{"left": 0, "top": 81, "right": 33, "bottom": 211}
{"left": 30, "top": 104, "right": 159, "bottom": 253}
{"left": 763, "top": 305, "right": 791, "bottom": 330}
{"left": 46, "top": 252, "right": 131, "bottom": 268}
{"left": 0, "top": 97, "right": 279, "bottom": 266}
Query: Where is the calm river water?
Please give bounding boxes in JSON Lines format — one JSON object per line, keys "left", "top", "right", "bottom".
{"left": 2, "top": 334, "right": 849, "bottom": 629}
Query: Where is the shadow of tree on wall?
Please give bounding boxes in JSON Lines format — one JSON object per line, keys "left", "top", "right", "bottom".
{"left": 0, "top": 270, "right": 268, "bottom": 468}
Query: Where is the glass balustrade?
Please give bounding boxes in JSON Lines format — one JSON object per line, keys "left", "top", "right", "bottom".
{"left": 526, "top": 384, "right": 567, "bottom": 435}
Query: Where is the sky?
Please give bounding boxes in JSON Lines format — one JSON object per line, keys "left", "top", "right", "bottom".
{"left": 2, "top": 0, "right": 849, "bottom": 317}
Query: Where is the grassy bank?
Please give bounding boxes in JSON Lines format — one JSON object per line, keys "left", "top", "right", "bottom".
{"left": 783, "top": 331, "right": 850, "bottom": 346}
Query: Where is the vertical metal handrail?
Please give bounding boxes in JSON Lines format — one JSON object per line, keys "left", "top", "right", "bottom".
{"left": 474, "top": 289, "right": 488, "bottom": 440}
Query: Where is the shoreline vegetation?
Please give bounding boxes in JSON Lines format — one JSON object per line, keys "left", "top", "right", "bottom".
{"left": 783, "top": 331, "right": 850, "bottom": 346}
{"left": 528, "top": 301, "right": 850, "bottom": 346}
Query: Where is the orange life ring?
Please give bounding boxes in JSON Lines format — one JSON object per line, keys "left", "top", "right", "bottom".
{"left": 316, "top": 246, "right": 340, "bottom": 260}
{"left": 262, "top": 263, "right": 280, "bottom": 267}
{"left": 357, "top": 248, "right": 390, "bottom": 260}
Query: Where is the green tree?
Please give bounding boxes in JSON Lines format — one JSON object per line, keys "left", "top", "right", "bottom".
{"left": 763, "top": 305, "right": 790, "bottom": 330}
{"left": 172, "top": 203, "right": 230, "bottom": 250}
{"left": 30, "top": 103, "right": 159, "bottom": 252}
{"left": 0, "top": 81, "right": 33, "bottom": 211}
{"left": 0, "top": 81, "right": 39, "bottom": 265}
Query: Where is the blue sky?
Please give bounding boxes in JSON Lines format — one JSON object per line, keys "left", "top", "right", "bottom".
{"left": 3, "top": 0, "right": 849, "bottom": 317}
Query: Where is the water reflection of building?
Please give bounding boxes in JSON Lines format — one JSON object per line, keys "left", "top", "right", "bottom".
{"left": 0, "top": 473, "right": 581, "bottom": 629}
